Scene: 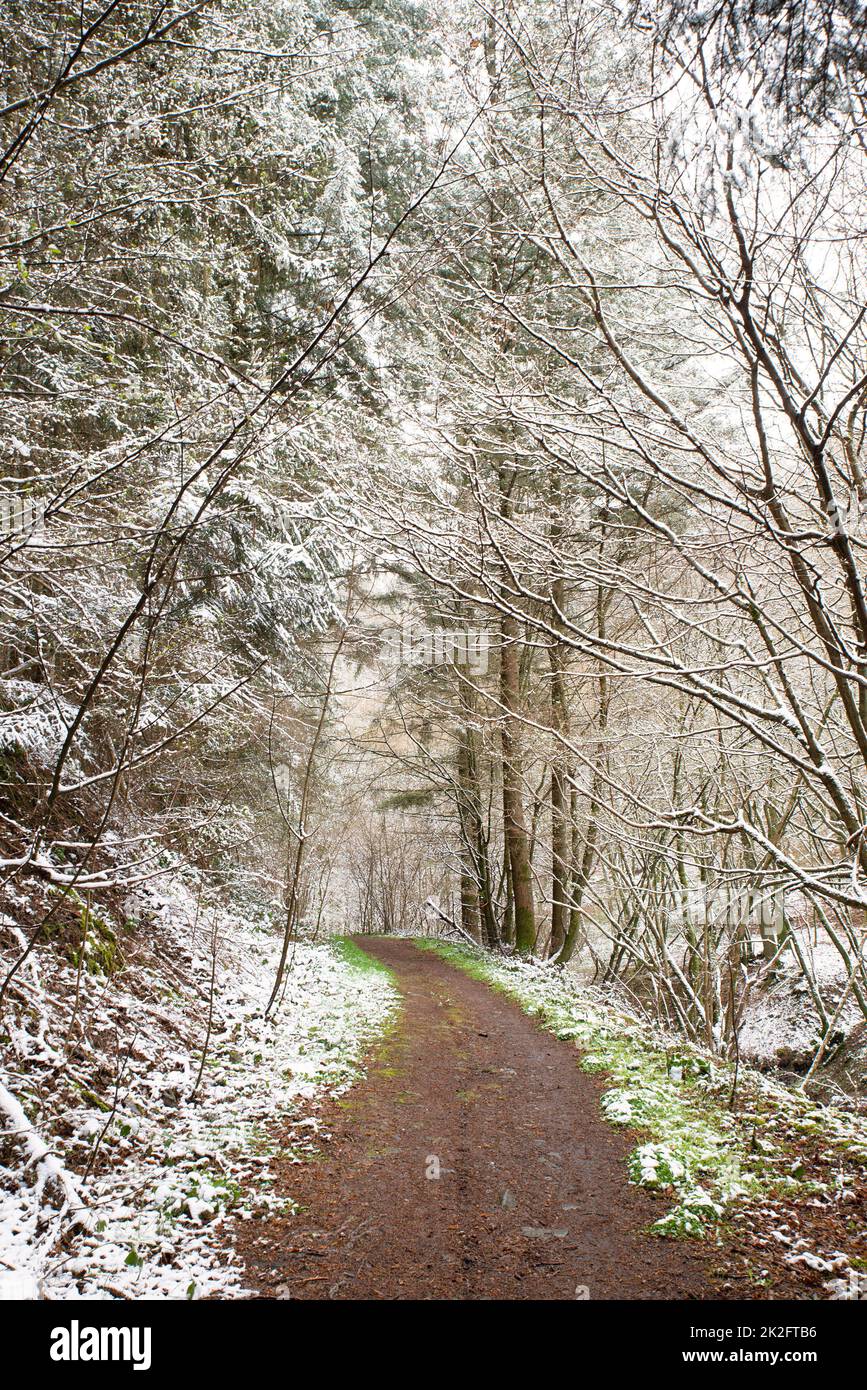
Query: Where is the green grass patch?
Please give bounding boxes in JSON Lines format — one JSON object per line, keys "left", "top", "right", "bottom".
{"left": 331, "top": 935, "right": 397, "bottom": 983}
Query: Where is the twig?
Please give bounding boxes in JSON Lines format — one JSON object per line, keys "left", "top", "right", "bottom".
{"left": 190, "top": 913, "right": 219, "bottom": 1102}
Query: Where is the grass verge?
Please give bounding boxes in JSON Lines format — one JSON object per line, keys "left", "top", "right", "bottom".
{"left": 331, "top": 935, "right": 397, "bottom": 982}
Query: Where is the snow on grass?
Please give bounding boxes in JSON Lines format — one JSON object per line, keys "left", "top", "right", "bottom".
{"left": 0, "top": 869, "right": 396, "bottom": 1300}
{"left": 422, "top": 941, "right": 867, "bottom": 1277}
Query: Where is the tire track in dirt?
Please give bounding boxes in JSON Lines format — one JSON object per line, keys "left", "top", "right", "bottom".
{"left": 238, "top": 937, "right": 722, "bottom": 1299}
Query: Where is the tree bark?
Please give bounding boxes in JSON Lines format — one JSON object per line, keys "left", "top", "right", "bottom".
{"left": 500, "top": 597, "right": 536, "bottom": 954}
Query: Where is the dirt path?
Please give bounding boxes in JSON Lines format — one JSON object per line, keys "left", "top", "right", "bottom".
{"left": 237, "top": 938, "right": 735, "bottom": 1299}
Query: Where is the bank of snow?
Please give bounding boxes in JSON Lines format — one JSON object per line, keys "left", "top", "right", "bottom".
{"left": 0, "top": 871, "right": 396, "bottom": 1300}
{"left": 738, "top": 934, "right": 863, "bottom": 1082}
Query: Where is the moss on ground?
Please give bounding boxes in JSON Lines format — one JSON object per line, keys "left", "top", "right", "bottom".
{"left": 43, "top": 888, "right": 124, "bottom": 976}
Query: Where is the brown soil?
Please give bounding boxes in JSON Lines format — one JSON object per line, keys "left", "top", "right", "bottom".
{"left": 237, "top": 937, "right": 733, "bottom": 1299}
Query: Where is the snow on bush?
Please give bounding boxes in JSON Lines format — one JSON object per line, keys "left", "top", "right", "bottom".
{"left": 0, "top": 869, "right": 395, "bottom": 1300}
{"left": 0, "top": 679, "right": 79, "bottom": 768}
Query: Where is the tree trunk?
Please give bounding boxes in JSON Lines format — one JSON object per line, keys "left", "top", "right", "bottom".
{"left": 548, "top": 567, "right": 571, "bottom": 958}
{"left": 559, "top": 581, "right": 610, "bottom": 964}
{"left": 500, "top": 602, "right": 536, "bottom": 954}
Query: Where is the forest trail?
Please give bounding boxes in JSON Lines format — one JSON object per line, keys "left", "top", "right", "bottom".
{"left": 238, "top": 939, "right": 720, "bottom": 1299}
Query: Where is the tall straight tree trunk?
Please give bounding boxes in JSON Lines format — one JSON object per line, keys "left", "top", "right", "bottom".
{"left": 549, "top": 661, "right": 570, "bottom": 956}
{"left": 483, "top": 8, "right": 534, "bottom": 953}
{"left": 500, "top": 588, "right": 536, "bottom": 954}
{"left": 501, "top": 831, "right": 515, "bottom": 947}
{"left": 456, "top": 677, "right": 499, "bottom": 948}
{"left": 548, "top": 504, "right": 571, "bottom": 957}
{"left": 460, "top": 860, "right": 482, "bottom": 942}
{"left": 560, "top": 580, "right": 610, "bottom": 964}
{"left": 457, "top": 723, "right": 482, "bottom": 943}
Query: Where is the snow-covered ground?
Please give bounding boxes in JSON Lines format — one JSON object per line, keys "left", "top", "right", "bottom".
{"left": 0, "top": 871, "right": 396, "bottom": 1300}
{"left": 738, "top": 933, "right": 862, "bottom": 1072}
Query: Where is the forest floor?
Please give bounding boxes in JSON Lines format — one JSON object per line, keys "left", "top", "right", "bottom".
{"left": 0, "top": 880, "right": 397, "bottom": 1300}
{"left": 237, "top": 938, "right": 862, "bottom": 1300}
